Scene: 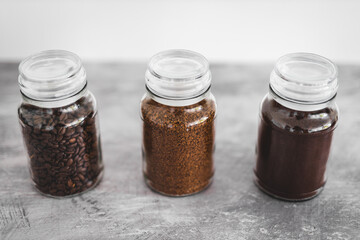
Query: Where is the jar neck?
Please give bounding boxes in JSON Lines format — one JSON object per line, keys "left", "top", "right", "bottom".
{"left": 269, "top": 86, "right": 335, "bottom": 111}
{"left": 22, "top": 86, "right": 88, "bottom": 108}
{"left": 146, "top": 86, "right": 211, "bottom": 107}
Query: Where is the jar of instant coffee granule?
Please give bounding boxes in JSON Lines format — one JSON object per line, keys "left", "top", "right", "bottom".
{"left": 18, "top": 50, "right": 104, "bottom": 197}
{"left": 141, "top": 50, "right": 217, "bottom": 196}
{"left": 254, "top": 53, "right": 339, "bottom": 201}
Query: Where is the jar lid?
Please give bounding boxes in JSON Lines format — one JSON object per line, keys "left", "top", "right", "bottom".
{"left": 19, "top": 50, "right": 87, "bottom": 101}
{"left": 145, "top": 49, "right": 211, "bottom": 100}
{"left": 270, "top": 53, "right": 338, "bottom": 104}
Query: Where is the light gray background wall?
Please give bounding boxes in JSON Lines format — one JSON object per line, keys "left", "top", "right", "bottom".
{"left": 0, "top": 0, "right": 359, "bottom": 63}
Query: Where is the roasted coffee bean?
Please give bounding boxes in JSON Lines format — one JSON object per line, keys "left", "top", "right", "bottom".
{"left": 18, "top": 96, "right": 104, "bottom": 197}
{"left": 59, "top": 127, "right": 66, "bottom": 135}
{"left": 78, "top": 173, "right": 85, "bottom": 181}
{"left": 65, "top": 128, "right": 75, "bottom": 136}
{"left": 66, "top": 158, "right": 73, "bottom": 166}
{"left": 67, "top": 179, "right": 74, "bottom": 188}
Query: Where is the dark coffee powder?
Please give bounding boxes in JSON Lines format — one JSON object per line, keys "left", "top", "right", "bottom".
{"left": 255, "top": 96, "right": 338, "bottom": 200}
{"left": 18, "top": 95, "right": 103, "bottom": 197}
{"left": 141, "top": 96, "right": 216, "bottom": 196}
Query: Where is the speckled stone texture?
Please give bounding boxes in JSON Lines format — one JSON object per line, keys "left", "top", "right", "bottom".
{"left": 0, "top": 62, "right": 359, "bottom": 239}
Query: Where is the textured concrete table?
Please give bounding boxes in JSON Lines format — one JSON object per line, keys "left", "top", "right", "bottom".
{"left": 0, "top": 62, "right": 359, "bottom": 239}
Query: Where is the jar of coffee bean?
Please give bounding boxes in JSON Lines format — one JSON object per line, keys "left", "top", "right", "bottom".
{"left": 18, "top": 50, "right": 104, "bottom": 197}
{"left": 141, "top": 50, "right": 217, "bottom": 196}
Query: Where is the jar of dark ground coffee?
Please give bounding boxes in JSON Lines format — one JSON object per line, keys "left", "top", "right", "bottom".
{"left": 141, "top": 49, "right": 217, "bottom": 196}
{"left": 254, "top": 53, "right": 339, "bottom": 201}
{"left": 18, "top": 50, "right": 104, "bottom": 197}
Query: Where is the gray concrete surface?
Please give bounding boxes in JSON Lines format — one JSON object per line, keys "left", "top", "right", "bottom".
{"left": 0, "top": 62, "right": 359, "bottom": 239}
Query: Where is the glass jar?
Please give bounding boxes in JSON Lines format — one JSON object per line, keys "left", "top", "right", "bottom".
{"left": 18, "top": 50, "right": 104, "bottom": 197}
{"left": 254, "top": 53, "right": 339, "bottom": 201}
{"left": 140, "top": 49, "right": 217, "bottom": 196}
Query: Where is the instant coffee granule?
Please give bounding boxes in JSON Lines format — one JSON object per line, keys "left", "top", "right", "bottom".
{"left": 18, "top": 96, "right": 103, "bottom": 197}
{"left": 141, "top": 96, "right": 216, "bottom": 196}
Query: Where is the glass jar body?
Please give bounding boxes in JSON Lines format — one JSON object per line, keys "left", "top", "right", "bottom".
{"left": 254, "top": 92, "right": 339, "bottom": 201}
{"left": 140, "top": 92, "right": 217, "bottom": 196}
{"left": 18, "top": 89, "right": 104, "bottom": 197}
